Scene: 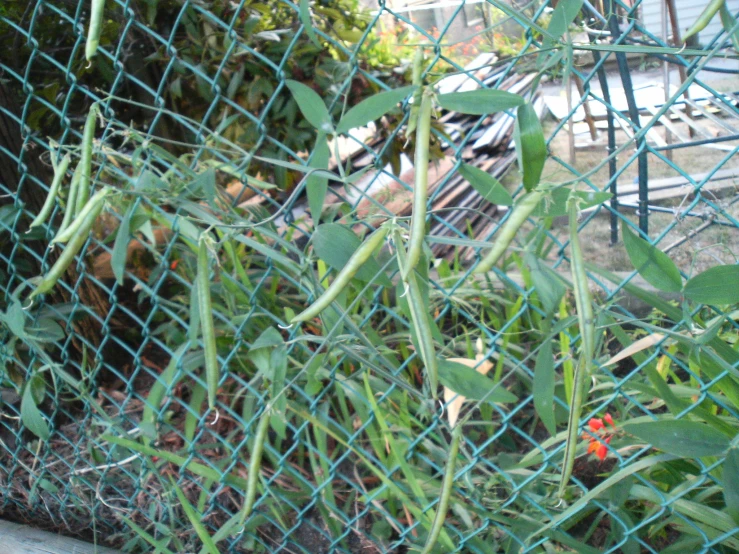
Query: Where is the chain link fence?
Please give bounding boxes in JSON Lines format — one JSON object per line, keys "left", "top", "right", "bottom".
{"left": 1, "top": 0, "right": 738, "bottom": 552}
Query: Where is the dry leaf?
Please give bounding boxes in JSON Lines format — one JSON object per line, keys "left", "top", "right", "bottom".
{"left": 444, "top": 356, "right": 493, "bottom": 428}
{"left": 602, "top": 333, "right": 666, "bottom": 367}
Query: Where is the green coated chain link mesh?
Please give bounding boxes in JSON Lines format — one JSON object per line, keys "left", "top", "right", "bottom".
{"left": 0, "top": 0, "right": 738, "bottom": 552}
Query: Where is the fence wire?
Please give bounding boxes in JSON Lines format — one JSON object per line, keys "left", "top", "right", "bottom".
{"left": 1, "top": 0, "right": 738, "bottom": 552}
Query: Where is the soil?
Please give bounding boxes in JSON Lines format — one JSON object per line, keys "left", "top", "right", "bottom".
{"left": 566, "top": 511, "right": 613, "bottom": 550}
{"left": 0, "top": 379, "right": 393, "bottom": 553}
{"left": 282, "top": 509, "right": 386, "bottom": 553}
{"left": 572, "top": 456, "right": 618, "bottom": 490}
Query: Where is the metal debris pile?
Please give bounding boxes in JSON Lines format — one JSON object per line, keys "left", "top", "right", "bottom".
{"left": 266, "top": 54, "right": 545, "bottom": 258}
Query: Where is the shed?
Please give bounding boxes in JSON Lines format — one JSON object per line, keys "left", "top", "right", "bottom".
{"left": 641, "top": 0, "right": 739, "bottom": 45}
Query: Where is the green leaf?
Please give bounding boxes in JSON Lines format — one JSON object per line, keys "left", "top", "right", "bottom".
{"left": 436, "top": 89, "right": 525, "bottom": 115}
{"left": 312, "top": 223, "right": 392, "bottom": 286}
{"left": 189, "top": 280, "right": 200, "bottom": 347}
{"left": 21, "top": 379, "right": 50, "bottom": 440}
{"left": 226, "top": 66, "right": 245, "bottom": 100}
{"left": 141, "top": 345, "right": 200, "bottom": 442}
{"left": 525, "top": 254, "right": 567, "bottom": 315}
{"left": 170, "top": 479, "right": 219, "bottom": 554}
{"left": 0, "top": 204, "right": 19, "bottom": 232}
{"left": 576, "top": 44, "right": 712, "bottom": 56}
{"left": 36, "top": 478, "right": 59, "bottom": 494}
{"left": 458, "top": 163, "right": 513, "bottom": 206}
{"left": 336, "top": 86, "right": 416, "bottom": 135}
{"left": 684, "top": 265, "right": 739, "bottom": 305}
{"left": 248, "top": 327, "right": 288, "bottom": 424}
{"left": 253, "top": 156, "right": 339, "bottom": 183}
{"left": 528, "top": 453, "right": 676, "bottom": 541}
{"left": 188, "top": 168, "right": 218, "bottom": 208}
{"left": 622, "top": 225, "right": 682, "bottom": 293}
{"left": 26, "top": 318, "right": 65, "bottom": 343}
{"left": 270, "top": 345, "right": 288, "bottom": 439}
{"left": 111, "top": 207, "right": 133, "bottom": 286}
{"left": 720, "top": 4, "right": 739, "bottom": 51}
{"left": 532, "top": 189, "right": 611, "bottom": 217}
{"left": 304, "top": 353, "right": 325, "bottom": 397}
{"left": 102, "top": 434, "right": 249, "bottom": 489}
{"left": 689, "top": 348, "right": 739, "bottom": 412}
{"left": 29, "top": 374, "right": 46, "bottom": 405}
{"left": 319, "top": 285, "right": 347, "bottom": 338}
{"left": 250, "top": 327, "right": 284, "bottom": 351}
{"left": 395, "top": 252, "right": 444, "bottom": 348}
{"left": 574, "top": 190, "right": 613, "bottom": 210}
{"left": 623, "top": 420, "right": 731, "bottom": 458}
{"left": 121, "top": 516, "right": 177, "bottom": 554}
{"left": 725, "top": 448, "right": 739, "bottom": 524}
{"left": 185, "top": 382, "right": 206, "bottom": 446}
{"left": 306, "top": 134, "right": 330, "bottom": 228}
{"left": 544, "top": 0, "right": 584, "bottom": 46}
{"left": 514, "top": 103, "right": 546, "bottom": 191}
{"left": 3, "top": 299, "right": 27, "bottom": 339}
{"left": 586, "top": 263, "right": 681, "bottom": 319}
{"left": 438, "top": 360, "right": 517, "bottom": 404}
{"left": 534, "top": 341, "right": 556, "bottom": 435}
{"left": 233, "top": 234, "right": 302, "bottom": 275}
{"left": 299, "top": 0, "right": 321, "bottom": 47}
{"left": 285, "top": 80, "right": 332, "bottom": 132}
{"left": 684, "top": 0, "right": 725, "bottom": 42}
{"left": 48, "top": 364, "right": 81, "bottom": 391}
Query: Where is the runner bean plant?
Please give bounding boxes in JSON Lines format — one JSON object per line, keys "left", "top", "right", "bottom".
{"left": 3, "top": 0, "right": 739, "bottom": 551}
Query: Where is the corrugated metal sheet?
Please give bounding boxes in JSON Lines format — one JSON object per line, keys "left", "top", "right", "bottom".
{"left": 641, "top": 0, "right": 739, "bottom": 44}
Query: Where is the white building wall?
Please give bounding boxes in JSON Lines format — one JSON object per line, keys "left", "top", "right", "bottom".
{"left": 641, "top": 0, "right": 739, "bottom": 45}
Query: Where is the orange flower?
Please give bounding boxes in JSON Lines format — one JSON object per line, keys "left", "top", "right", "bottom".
{"left": 583, "top": 413, "right": 616, "bottom": 461}
{"left": 588, "top": 417, "right": 604, "bottom": 432}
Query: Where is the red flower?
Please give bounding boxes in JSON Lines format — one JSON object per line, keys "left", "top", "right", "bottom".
{"left": 588, "top": 418, "right": 604, "bottom": 432}
{"left": 583, "top": 413, "right": 616, "bottom": 461}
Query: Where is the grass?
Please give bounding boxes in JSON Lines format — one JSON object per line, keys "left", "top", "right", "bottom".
{"left": 501, "top": 116, "right": 739, "bottom": 274}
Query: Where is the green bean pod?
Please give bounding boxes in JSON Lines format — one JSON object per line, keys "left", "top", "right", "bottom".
{"left": 77, "top": 103, "right": 99, "bottom": 215}
{"left": 402, "top": 89, "right": 433, "bottom": 281}
{"left": 394, "top": 229, "right": 439, "bottom": 397}
{"left": 473, "top": 190, "right": 544, "bottom": 274}
{"left": 558, "top": 198, "right": 595, "bottom": 497}
{"left": 291, "top": 226, "right": 389, "bottom": 324}
{"left": 239, "top": 406, "right": 271, "bottom": 527}
{"left": 29, "top": 154, "right": 70, "bottom": 229}
{"left": 683, "top": 0, "right": 725, "bottom": 42}
{"left": 720, "top": 3, "right": 739, "bottom": 51}
{"left": 568, "top": 200, "right": 595, "bottom": 365}
{"left": 197, "top": 235, "right": 219, "bottom": 410}
{"left": 85, "top": 0, "right": 106, "bottom": 61}
{"left": 52, "top": 186, "right": 110, "bottom": 245}
{"left": 406, "top": 47, "right": 425, "bottom": 138}
{"left": 29, "top": 196, "right": 104, "bottom": 301}
{"left": 49, "top": 143, "right": 60, "bottom": 172}
{"left": 420, "top": 425, "right": 462, "bottom": 554}
{"left": 56, "top": 161, "right": 82, "bottom": 238}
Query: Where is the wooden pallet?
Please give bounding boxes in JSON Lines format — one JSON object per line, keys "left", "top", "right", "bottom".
{"left": 618, "top": 167, "right": 739, "bottom": 204}
{"left": 546, "top": 83, "right": 739, "bottom": 152}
